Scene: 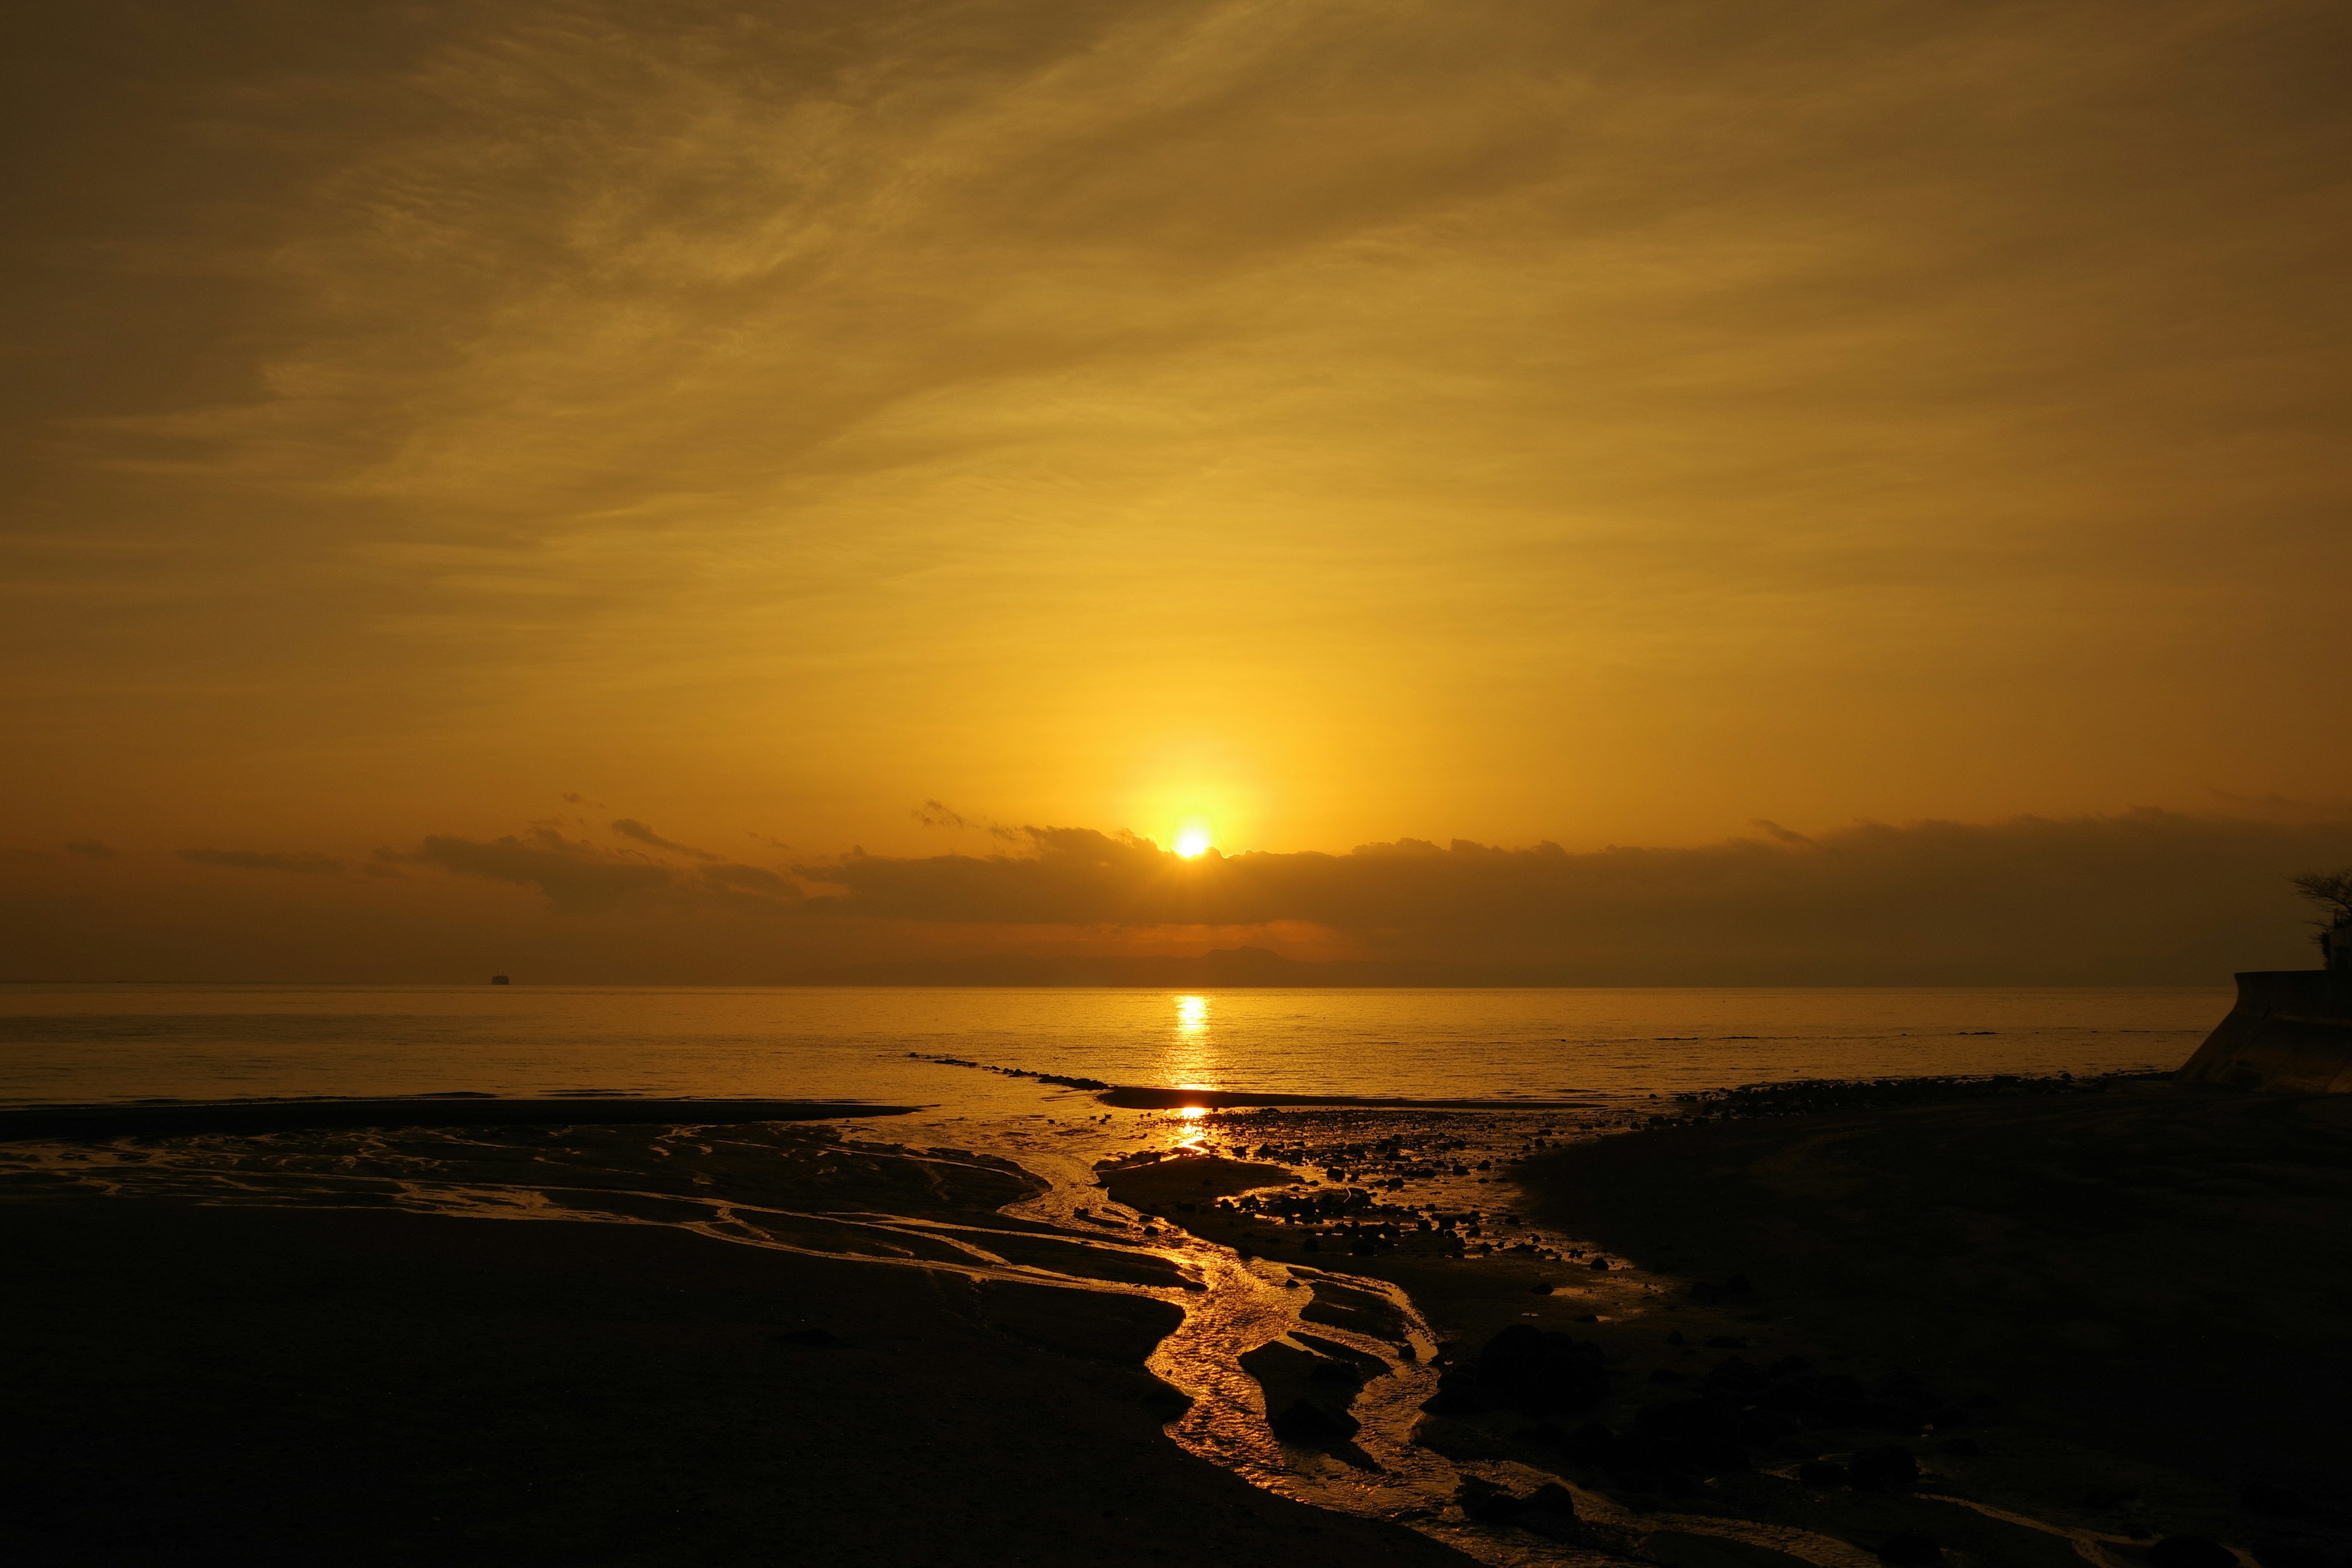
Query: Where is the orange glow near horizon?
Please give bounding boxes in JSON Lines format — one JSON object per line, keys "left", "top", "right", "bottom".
{"left": 7, "top": 4, "right": 2351, "bottom": 986}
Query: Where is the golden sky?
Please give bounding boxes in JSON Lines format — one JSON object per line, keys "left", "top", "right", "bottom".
{"left": 4, "top": 1, "right": 2350, "bottom": 978}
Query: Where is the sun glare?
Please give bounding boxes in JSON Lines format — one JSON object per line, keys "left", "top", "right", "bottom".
{"left": 1173, "top": 827, "right": 1212, "bottom": 858}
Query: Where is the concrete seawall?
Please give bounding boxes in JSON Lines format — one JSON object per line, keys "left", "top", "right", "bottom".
{"left": 2177, "top": 971, "right": 2352, "bottom": 1093}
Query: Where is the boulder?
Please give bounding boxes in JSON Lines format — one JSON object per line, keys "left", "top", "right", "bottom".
{"left": 1520, "top": 1482, "right": 1584, "bottom": 1542}
{"left": 1455, "top": 1476, "right": 1523, "bottom": 1523}
{"left": 1270, "top": 1398, "right": 1360, "bottom": 1448}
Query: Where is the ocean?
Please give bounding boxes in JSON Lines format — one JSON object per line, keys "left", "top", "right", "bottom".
{"left": 0, "top": 984, "right": 2226, "bottom": 1110}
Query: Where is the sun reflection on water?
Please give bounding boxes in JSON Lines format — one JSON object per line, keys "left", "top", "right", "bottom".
{"left": 1167, "top": 993, "right": 1222, "bottom": 1096}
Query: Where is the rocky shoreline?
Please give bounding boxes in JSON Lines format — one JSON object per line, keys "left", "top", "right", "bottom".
{"left": 4, "top": 1076, "right": 2344, "bottom": 1568}
{"left": 1101, "top": 1078, "right": 2351, "bottom": 1568}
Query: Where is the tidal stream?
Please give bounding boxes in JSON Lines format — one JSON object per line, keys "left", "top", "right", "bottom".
{"left": 0, "top": 1107, "right": 2178, "bottom": 1568}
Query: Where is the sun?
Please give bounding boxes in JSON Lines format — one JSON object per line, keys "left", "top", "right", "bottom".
{"left": 1172, "top": 827, "right": 1212, "bottom": 859}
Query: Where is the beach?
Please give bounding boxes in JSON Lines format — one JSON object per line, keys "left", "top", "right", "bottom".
{"left": 0, "top": 1117, "right": 1460, "bottom": 1568}
{"left": 4, "top": 1074, "right": 2346, "bottom": 1567}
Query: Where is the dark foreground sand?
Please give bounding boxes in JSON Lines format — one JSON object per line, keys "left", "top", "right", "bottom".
{"left": 1517, "top": 1084, "right": 2352, "bottom": 1541}
{"left": 0, "top": 1125, "right": 1464, "bottom": 1568}
{"left": 8, "top": 1083, "right": 2350, "bottom": 1568}
{"left": 1106, "top": 1082, "right": 2352, "bottom": 1568}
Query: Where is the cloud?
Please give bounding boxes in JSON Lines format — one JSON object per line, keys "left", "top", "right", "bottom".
{"left": 399, "top": 826, "right": 798, "bottom": 913}
{"left": 8, "top": 0, "right": 2350, "bottom": 875}
{"left": 789, "top": 811, "right": 2352, "bottom": 982}
{"left": 609, "top": 818, "right": 716, "bottom": 859}
{"left": 64, "top": 840, "right": 115, "bottom": 859}
{"left": 176, "top": 848, "right": 343, "bottom": 875}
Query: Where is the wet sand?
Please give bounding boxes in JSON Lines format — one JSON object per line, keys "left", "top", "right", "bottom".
{"left": 1102, "top": 1085, "right": 2352, "bottom": 1568}
{"left": 0, "top": 1096, "right": 918, "bottom": 1140}
{"left": 9, "top": 1084, "right": 2350, "bottom": 1567}
{"left": 0, "top": 1120, "right": 1464, "bottom": 1568}
{"left": 1099, "top": 1088, "right": 1596, "bottom": 1111}
{"left": 1516, "top": 1082, "right": 2352, "bottom": 1550}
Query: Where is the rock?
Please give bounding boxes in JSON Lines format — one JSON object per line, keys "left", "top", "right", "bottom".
{"left": 1141, "top": 1385, "right": 1194, "bottom": 1417}
{"left": 773, "top": 1328, "right": 839, "bottom": 1346}
{"left": 1531, "top": 1283, "right": 1556, "bottom": 1295}
{"left": 1877, "top": 1531, "right": 1942, "bottom": 1564}
{"left": 1667, "top": 1330, "right": 1687, "bottom": 1346}
{"left": 1849, "top": 1444, "right": 1918, "bottom": 1493}
{"left": 1455, "top": 1476, "right": 1523, "bottom": 1524}
{"left": 1796, "top": 1460, "right": 1849, "bottom": 1487}
{"left": 1270, "top": 1398, "right": 1360, "bottom": 1448}
{"left": 1589, "top": 1256, "right": 1610, "bottom": 1270}
{"left": 1412, "top": 1414, "right": 1511, "bottom": 1460}
{"left": 1521, "top": 1482, "right": 1584, "bottom": 1541}
{"left": 2148, "top": 1539, "right": 2237, "bottom": 1568}
{"left": 1422, "top": 1364, "right": 1493, "bottom": 1416}
{"left": 1308, "top": 1359, "right": 1365, "bottom": 1386}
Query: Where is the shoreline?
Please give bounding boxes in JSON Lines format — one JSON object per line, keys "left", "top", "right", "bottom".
{"left": 0, "top": 1096, "right": 919, "bottom": 1140}
{"left": 6, "top": 1076, "right": 2346, "bottom": 1566}
{"left": 1099, "top": 1081, "right": 2352, "bottom": 1568}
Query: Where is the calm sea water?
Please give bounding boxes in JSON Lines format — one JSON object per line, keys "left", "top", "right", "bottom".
{"left": 0, "top": 985, "right": 2225, "bottom": 1109}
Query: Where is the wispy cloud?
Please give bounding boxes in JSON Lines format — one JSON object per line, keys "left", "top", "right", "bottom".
{"left": 6, "top": 0, "right": 2346, "bottom": 863}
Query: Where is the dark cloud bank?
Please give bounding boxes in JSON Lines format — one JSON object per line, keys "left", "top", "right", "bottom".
{"left": 177, "top": 848, "right": 342, "bottom": 875}
{"left": 392, "top": 809, "right": 2352, "bottom": 984}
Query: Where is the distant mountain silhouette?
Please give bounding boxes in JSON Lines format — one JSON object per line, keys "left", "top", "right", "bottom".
{"left": 794, "top": 946, "right": 1512, "bottom": 987}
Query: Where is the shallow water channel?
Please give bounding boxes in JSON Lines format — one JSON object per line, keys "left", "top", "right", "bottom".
{"left": 0, "top": 1106, "right": 2167, "bottom": 1568}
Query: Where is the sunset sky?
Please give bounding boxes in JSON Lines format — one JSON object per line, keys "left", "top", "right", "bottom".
{"left": 6, "top": 0, "right": 2350, "bottom": 980}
